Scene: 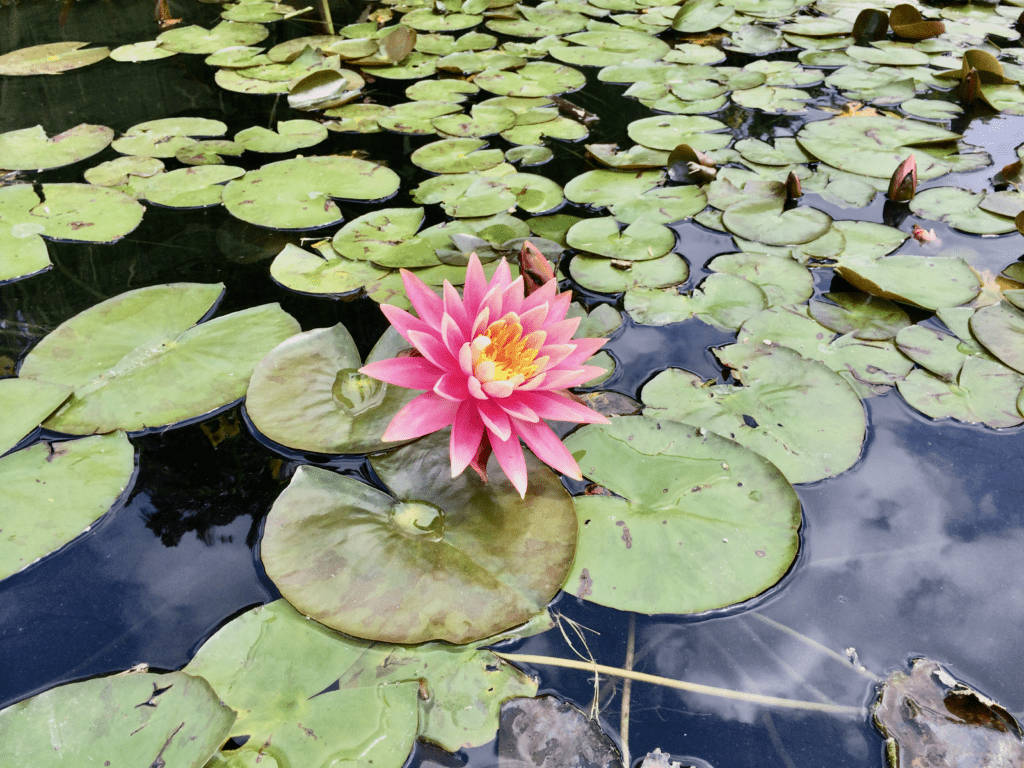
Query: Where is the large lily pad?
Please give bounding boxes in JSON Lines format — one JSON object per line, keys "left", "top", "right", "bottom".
{"left": 835, "top": 252, "right": 981, "bottom": 310}
{"left": 0, "top": 670, "right": 234, "bottom": 767}
{"left": 642, "top": 344, "right": 866, "bottom": 484}
{"left": 246, "top": 324, "right": 420, "bottom": 454}
{"left": 0, "top": 41, "right": 109, "bottom": 76}
{"left": 566, "top": 216, "right": 675, "bottom": 261}
{"left": 187, "top": 600, "right": 538, "bottom": 763}
{"left": 111, "top": 117, "right": 228, "bottom": 158}
{"left": 0, "top": 378, "right": 71, "bottom": 456}
{"left": 0, "top": 125, "right": 113, "bottom": 171}
{"left": 808, "top": 292, "right": 911, "bottom": 340}
{"left": 570, "top": 252, "right": 688, "bottom": 293}
{"left": 561, "top": 416, "right": 801, "bottom": 613}
{"left": 0, "top": 432, "right": 134, "bottom": 581}
{"left": 797, "top": 116, "right": 960, "bottom": 179}
{"left": 625, "top": 273, "right": 767, "bottom": 330}
{"left": 722, "top": 197, "right": 833, "bottom": 246}
{"left": 970, "top": 301, "right": 1024, "bottom": 374}
{"left": 234, "top": 119, "right": 328, "bottom": 152}
{"left": 897, "top": 355, "right": 1024, "bottom": 428}
{"left": 156, "top": 21, "right": 269, "bottom": 54}
{"left": 19, "top": 283, "right": 300, "bottom": 434}
{"left": 627, "top": 115, "right": 731, "bottom": 152}
{"left": 270, "top": 242, "right": 390, "bottom": 295}
{"left": 223, "top": 156, "right": 401, "bottom": 229}
{"left": 261, "top": 429, "right": 577, "bottom": 644}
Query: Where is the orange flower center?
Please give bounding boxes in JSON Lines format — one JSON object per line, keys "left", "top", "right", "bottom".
{"left": 474, "top": 317, "right": 542, "bottom": 383}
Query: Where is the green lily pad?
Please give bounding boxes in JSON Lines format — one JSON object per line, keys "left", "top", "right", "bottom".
{"left": 835, "top": 252, "right": 981, "bottom": 311}
{"left": 487, "top": 7, "right": 589, "bottom": 37}
{"left": 564, "top": 169, "right": 665, "bottom": 209}
{"left": 722, "top": 196, "right": 833, "bottom": 246}
{"left": 0, "top": 41, "right": 110, "bottom": 76}
{"left": 378, "top": 100, "right": 462, "bottom": 135}
{"left": 0, "top": 125, "right": 113, "bottom": 171}
{"left": 330, "top": 206, "right": 434, "bottom": 264}
{"left": 500, "top": 115, "right": 589, "bottom": 145}
{"left": 569, "top": 252, "right": 688, "bottom": 293}
{"left": 83, "top": 156, "right": 164, "bottom": 188}
{"left": 19, "top": 283, "right": 300, "bottom": 434}
{"left": 186, "top": 600, "right": 536, "bottom": 763}
{"left": 412, "top": 171, "right": 518, "bottom": 218}
{"left": 642, "top": 343, "right": 866, "bottom": 484}
{"left": 262, "top": 429, "right": 577, "bottom": 643}
{"left": 0, "top": 378, "right": 72, "bottom": 456}
{"left": 672, "top": 0, "right": 734, "bottom": 33}
{"left": 234, "top": 119, "right": 328, "bottom": 152}
{"left": 550, "top": 29, "right": 670, "bottom": 67}
{"left": 223, "top": 156, "right": 400, "bottom": 229}
{"left": 367, "top": 52, "right": 439, "bottom": 80}
{"left": 562, "top": 415, "right": 801, "bottom": 613}
{"left": 407, "top": 77, "right": 481, "bottom": 102}
{"left": 288, "top": 68, "right": 364, "bottom": 111}
{"left": 724, "top": 24, "right": 786, "bottom": 55}
{"left": 203, "top": 45, "right": 269, "bottom": 68}
{"left": 900, "top": 98, "right": 963, "bottom": 121}
{"left": 0, "top": 432, "right": 134, "bottom": 581}
{"left": 506, "top": 144, "right": 553, "bottom": 166}
{"left": 567, "top": 301, "right": 623, "bottom": 339}
{"left": 797, "top": 116, "right": 960, "bottom": 179}
{"left": 625, "top": 273, "right": 768, "bottom": 330}
{"left": 270, "top": 242, "right": 390, "bottom": 295}
{"left": 732, "top": 85, "right": 811, "bottom": 114}
{"left": 910, "top": 188, "right": 1017, "bottom": 235}
{"left": 174, "top": 139, "right": 244, "bottom": 166}
{"left": 808, "top": 292, "right": 911, "bottom": 340}
{"left": 437, "top": 49, "right": 528, "bottom": 74}
{"left": 475, "top": 61, "right": 586, "bottom": 97}
{"left": 734, "top": 137, "right": 814, "bottom": 167}
{"left": 897, "top": 355, "right": 1024, "bottom": 428}
{"left": 325, "top": 102, "right": 388, "bottom": 133}
{"left": 403, "top": 8, "right": 483, "bottom": 31}
{"left": 609, "top": 186, "right": 708, "bottom": 226}
{"left": 707, "top": 252, "right": 813, "bottom": 307}
{"left": 112, "top": 117, "right": 228, "bottom": 158}
{"left": 627, "top": 115, "right": 731, "bottom": 152}
{"left": 246, "top": 324, "right": 420, "bottom": 454}
{"left": 970, "top": 301, "right": 1024, "bottom": 374}
{"left": 157, "top": 20, "right": 269, "bottom": 54}
{"left": 432, "top": 105, "right": 517, "bottom": 137}
{"left": 895, "top": 324, "right": 977, "bottom": 382}
{"left": 566, "top": 216, "right": 675, "bottom": 261}
{"left": 0, "top": 183, "right": 145, "bottom": 246}
{"left": 143, "top": 165, "right": 245, "bottom": 208}
{"left": 411, "top": 137, "right": 506, "bottom": 173}
{"left": 0, "top": 670, "right": 234, "bottom": 767}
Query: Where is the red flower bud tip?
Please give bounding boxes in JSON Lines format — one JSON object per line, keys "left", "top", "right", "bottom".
{"left": 912, "top": 224, "right": 938, "bottom": 244}
{"left": 887, "top": 154, "right": 917, "bottom": 202}
{"left": 519, "top": 240, "right": 556, "bottom": 296}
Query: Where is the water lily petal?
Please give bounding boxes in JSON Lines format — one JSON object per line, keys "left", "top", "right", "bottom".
{"left": 500, "top": 276, "right": 526, "bottom": 316}
{"left": 489, "top": 429, "right": 528, "bottom": 498}
{"left": 434, "top": 372, "right": 469, "bottom": 402}
{"left": 468, "top": 375, "right": 487, "bottom": 400}
{"left": 519, "top": 390, "right": 609, "bottom": 424}
{"left": 521, "top": 278, "right": 558, "bottom": 316}
{"left": 380, "top": 303, "right": 434, "bottom": 346}
{"left": 517, "top": 304, "right": 550, "bottom": 335}
{"left": 408, "top": 329, "right": 457, "bottom": 370}
{"left": 539, "top": 365, "right": 607, "bottom": 389}
{"left": 482, "top": 379, "right": 515, "bottom": 398}
{"left": 516, "top": 419, "right": 582, "bottom": 480}
{"left": 442, "top": 281, "right": 470, "bottom": 332}
{"left": 477, "top": 399, "right": 513, "bottom": 441}
{"left": 440, "top": 312, "right": 465, "bottom": 353}
{"left": 539, "top": 316, "right": 580, "bottom": 347}
{"left": 382, "top": 391, "right": 459, "bottom": 441}
{"left": 358, "top": 355, "right": 439, "bottom": 390}
{"left": 498, "top": 398, "right": 540, "bottom": 423}
{"left": 462, "top": 253, "right": 488, "bottom": 320}
{"left": 400, "top": 268, "right": 444, "bottom": 328}
{"left": 556, "top": 337, "right": 607, "bottom": 369}
{"left": 450, "top": 400, "right": 485, "bottom": 476}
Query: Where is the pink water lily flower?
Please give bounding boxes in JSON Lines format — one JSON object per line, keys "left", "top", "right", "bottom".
{"left": 359, "top": 252, "right": 610, "bottom": 497}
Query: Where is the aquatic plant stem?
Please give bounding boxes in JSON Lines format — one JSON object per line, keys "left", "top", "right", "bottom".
{"left": 619, "top": 615, "right": 635, "bottom": 768}
{"left": 319, "top": 0, "right": 334, "bottom": 32}
{"left": 494, "top": 653, "right": 866, "bottom": 716}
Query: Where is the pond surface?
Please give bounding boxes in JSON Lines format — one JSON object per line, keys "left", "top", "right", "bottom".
{"left": 4, "top": 0, "right": 1024, "bottom": 766}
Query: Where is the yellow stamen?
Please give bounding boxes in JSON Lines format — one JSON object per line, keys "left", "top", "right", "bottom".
{"left": 474, "top": 315, "right": 543, "bottom": 383}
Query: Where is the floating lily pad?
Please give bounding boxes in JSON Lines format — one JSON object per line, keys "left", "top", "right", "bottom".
{"left": 144, "top": 165, "right": 245, "bottom": 208}
{"left": 895, "top": 324, "right": 978, "bottom": 382}
{"left": 157, "top": 20, "right": 269, "bottom": 54}
{"left": 627, "top": 115, "right": 731, "bottom": 152}
{"left": 970, "top": 301, "right": 1024, "bottom": 374}
{"left": 0, "top": 41, "right": 109, "bottom": 76}
{"left": 642, "top": 344, "right": 865, "bottom": 484}
{"left": 475, "top": 61, "right": 586, "bottom": 97}
{"left": 835, "top": 252, "right": 981, "bottom": 310}
{"left": 0, "top": 378, "right": 72, "bottom": 456}
{"left": 625, "top": 273, "right": 767, "bottom": 330}
{"left": 910, "top": 188, "right": 1017, "bottom": 235}
{"left": 501, "top": 115, "right": 588, "bottom": 145}
{"left": 808, "top": 292, "right": 911, "bottom": 340}
{"left": 432, "top": 105, "right": 517, "bottom": 137}
{"left": 19, "top": 283, "right": 300, "bottom": 434}
{"left": 411, "top": 137, "right": 506, "bottom": 173}
{"left": 234, "top": 119, "right": 328, "bottom": 152}
{"left": 325, "top": 102, "right": 388, "bottom": 133}
{"left": 487, "top": 7, "right": 589, "bottom": 37}
{"left": 564, "top": 169, "right": 664, "bottom": 209}
{"left": 724, "top": 24, "right": 786, "bottom": 55}
{"left": 609, "top": 186, "right": 708, "bottom": 226}
{"left": 379, "top": 100, "right": 463, "bottom": 135}
{"left": 262, "top": 429, "right": 577, "bottom": 643}
{"left": 83, "top": 156, "right": 164, "bottom": 188}
{"left": 270, "top": 242, "right": 390, "bottom": 295}
{"left": 246, "top": 324, "right": 420, "bottom": 454}
{"left": 732, "top": 85, "right": 811, "bottom": 114}
{"left": 187, "top": 601, "right": 536, "bottom": 766}
{"left": 797, "top": 116, "right": 960, "bottom": 179}
{"left": 562, "top": 416, "right": 801, "bottom": 613}
{"left": 707, "top": 252, "right": 813, "bottom": 307}
{"left": 566, "top": 216, "right": 675, "bottom": 261}
{"left": 0, "top": 670, "right": 234, "bottom": 767}
{"left": 570, "top": 252, "right": 688, "bottom": 293}
{"left": 897, "top": 355, "right": 1024, "bottom": 428}
{"left": 0, "top": 432, "right": 134, "bottom": 580}
{"left": 412, "top": 171, "right": 518, "bottom": 218}
{"left": 672, "top": 0, "right": 734, "bottom": 33}
{"left": 112, "top": 117, "right": 228, "bottom": 158}
{"left": 0, "top": 124, "right": 113, "bottom": 171}
{"left": 722, "top": 194, "right": 833, "bottom": 246}
{"left": 223, "top": 156, "right": 400, "bottom": 229}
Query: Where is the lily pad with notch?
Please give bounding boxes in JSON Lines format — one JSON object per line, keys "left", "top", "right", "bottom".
{"left": 270, "top": 242, "right": 391, "bottom": 295}
{"left": 562, "top": 415, "right": 801, "bottom": 614}
{"left": 0, "top": 125, "right": 113, "bottom": 171}
{"left": 625, "top": 273, "right": 768, "bottom": 330}
{"left": 570, "top": 252, "right": 688, "bottom": 293}
{"left": 261, "top": 429, "right": 578, "bottom": 643}
{"left": 0, "top": 41, "right": 109, "bottom": 76}
{"left": 566, "top": 216, "right": 675, "bottom": 261}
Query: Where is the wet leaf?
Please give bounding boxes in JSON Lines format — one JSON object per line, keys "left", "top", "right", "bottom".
{"left": 707, "top": 252, "right": 813, "bottom": 307}
{"left": 411, "top": 137, "right": 506, "bottom": 173}
{"left": 246, "top": 324, "right": 419, "bottom": 454}
{"left": 570, "top": 252, "right": 688, "bottom": 293}
{"left": 235, "top": 119, "right": 328, "bottom": 152}
{"left": 627, "top": 115, "right": 731, "bottom": 152}
{"left": 156, "top": 20, "right": 269, "bottom": 53}
{"left": 270, "top": 241, "right": 390, "bottom": 295}
{"left": 898, "top": 355, "right": 1024, "bottom": 428}
{"left": 0, "top": 670, "right": 233, "bottom": 766}
{"left": 835, "top": 251, "right": 981, "bottom": 310}
{"left": 642, "top": 344, "right": 866, "bottom": 484}
{"left": 112, "top": 117, "right": 228, "bottom": 158}
{"left": 143, "top": 165, "right": 245, "bottom": 208}
{"left": 223, "top": 156, "right": 400, "bottom": 229}
{"left": 0, "top": 125, "right": 113, "bottom": 171}
{"left": 0, "top": 378, "right": 71, "bottom": 456}
{"left": 0, "top": 432, "right": 134, "bottom": 580}
{"left": 562, "top": 416, "right": 801, "bottom": 613}
{"left": 261, "top": 429, "right": 577, "bottom": 643}
{"left": 498, "top": 697, "right": 623, "bottom": 768}
{"left": 566, "top": 216, "right": 675, "bottom": 261}
{"left": 808, "top": 292, "right": 911, "bottom": 340}
{"left": 626, "top": 274, "right": 767, "bottom": 330}
{"left": 0, "top": 41, "right": 109, "bottom": 76}
{"left": 970, "top": 301, "right": 1024, "bottom": 374}
{"left": 19, "top": 283, "right": 300, "bottom": 434}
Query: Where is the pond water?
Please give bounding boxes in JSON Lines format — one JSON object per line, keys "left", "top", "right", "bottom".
{"left": 4, "top": 0, "right": 1024, "bottom": 766}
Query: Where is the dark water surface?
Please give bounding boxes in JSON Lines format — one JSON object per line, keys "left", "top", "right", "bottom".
{"left": 4, "top": 2, "right": 1024, "bottom": 767}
